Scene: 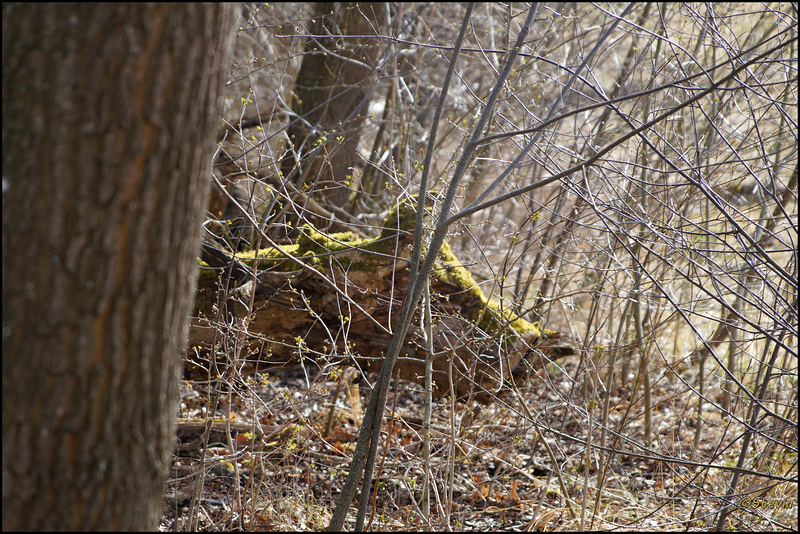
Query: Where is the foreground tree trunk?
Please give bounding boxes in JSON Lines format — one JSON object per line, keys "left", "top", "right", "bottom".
{"left": 2, "top": 4, "right": 233, "bottom": 530}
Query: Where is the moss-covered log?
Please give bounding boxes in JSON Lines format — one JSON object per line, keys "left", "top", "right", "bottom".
{"left": 189, "top": 201, "right": 575, "bottom": 401}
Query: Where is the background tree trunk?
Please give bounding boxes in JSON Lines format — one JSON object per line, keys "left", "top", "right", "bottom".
{"left": 2, "top": 4, "right": 233, "bottom": 530}
{"left": 281, "top": 2, "right": 382, "bottom": 211}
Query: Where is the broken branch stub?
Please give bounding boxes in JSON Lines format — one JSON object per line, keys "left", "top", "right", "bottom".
{"left": 189, "top": 200, "right": 575, "bottom": 401}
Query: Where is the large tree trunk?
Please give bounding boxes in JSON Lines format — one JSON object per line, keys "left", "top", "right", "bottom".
{"left": 281, "top": 2, "right": 382, "bottom": 211}
{"left": 191, "top": 201, "right": 576, "bottom": 402}
{"left": 2, "top": 4, "right": 233, "bottom": 530}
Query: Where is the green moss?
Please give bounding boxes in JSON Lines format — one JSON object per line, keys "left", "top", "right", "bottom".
{"left": 231, "top": 242, "right": 304, "bottom": 272}
{"left": 437, "top": 241, "right": 485, "bottom": 302}
{"left": 197, "top": 197, "right": 545, "bottom": 340}
{"left": 227, "top": 200, "right": 424, "bottom": 272}
{"left": 436, "top": 241, "right": 541, "bottom": 339}
{"left": 297, "top": 228, "right": 359, "bottom": 252}
{"left": 380, "top": 199, "right": 419, "bottom": 238}
{"left": 197, "top": 259, "right": 218, "bottom": 283}
{"left": 194, "top": 260, "right": 221, "bottom": 316}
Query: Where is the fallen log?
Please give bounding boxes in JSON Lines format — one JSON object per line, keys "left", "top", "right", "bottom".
{"left": 189, "top": 200, "right": 575, "bottom": 402}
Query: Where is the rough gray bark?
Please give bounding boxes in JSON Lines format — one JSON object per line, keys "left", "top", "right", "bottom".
{"left": 2, "top": 4, "right": 233, "bottom": 530}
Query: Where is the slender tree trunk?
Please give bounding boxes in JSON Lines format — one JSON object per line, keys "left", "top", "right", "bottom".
{"left": 2, "top": 4, "right": 233, "bottom": 530}
{"left": 281, "top": 2, "right": 382, "bottom": 211}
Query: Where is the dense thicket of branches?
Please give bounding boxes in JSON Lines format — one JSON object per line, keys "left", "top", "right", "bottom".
{"left": 185, "top": 3, "right": 795, "bottom": 530}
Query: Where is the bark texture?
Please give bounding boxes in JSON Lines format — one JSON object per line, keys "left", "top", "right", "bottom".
{"left": 2, "top": 4, "right": 233, "bottom": 530}
{"left": 281, "top": 2, "right": 383, "bottom": 210}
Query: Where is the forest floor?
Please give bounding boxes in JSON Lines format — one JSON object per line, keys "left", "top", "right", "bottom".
{"left": 160, "top": 357, "right": 797, "bottom": 531}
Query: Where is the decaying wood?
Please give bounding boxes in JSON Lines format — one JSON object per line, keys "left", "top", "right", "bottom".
{"left": 189, "top": 201, "right": 576, "bottom": 402}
